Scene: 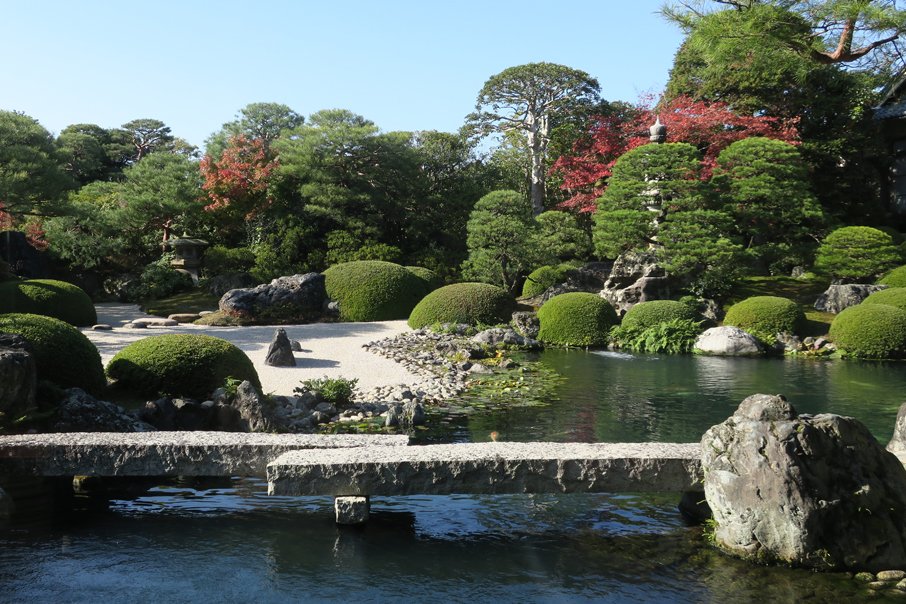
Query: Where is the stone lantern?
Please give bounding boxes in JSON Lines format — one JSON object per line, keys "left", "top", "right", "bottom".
{"left": 163, "top": 233, "right": 208, "bottom": 284}
{"left": 649, "top": 115, "right": 667, "bottom": 144}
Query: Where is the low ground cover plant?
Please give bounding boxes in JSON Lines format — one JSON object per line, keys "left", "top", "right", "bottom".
{"left": 294, "top": 376, "right": 359, "bottom": 406}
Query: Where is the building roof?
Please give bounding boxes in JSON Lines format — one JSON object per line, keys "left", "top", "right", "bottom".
{"left": 876, "top": 69, "right": 906, "bottom": 120}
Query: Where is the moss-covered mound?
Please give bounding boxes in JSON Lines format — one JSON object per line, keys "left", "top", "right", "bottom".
{"left": 404, "top": 266, "right": 444, "bottom": 291}
{"left": 0, "top": 313, "right": 105, "bottom": 394}
{"left": 0, "top": 279, "right": 96, "bottom": 326}
{"left": 323, "top": 260, "right": 429, "bottom": 322}
{"left": 879, "top": 266, "right": 906, "bottom": 288}
{"left": 862, "top": 288, "right": 906, "bottom": 311}
{"left": 621, "top": 300, "right": 699, "bottom": 330}
{"left": 537, "top": 292, "right": 618, "bottom": 346}
{"left": 106, "top": 334, "right": 260, "bottom": 399}
{"left": 829, "top": 304, "right": 906, "bottom": 359}
{"left": 522, "top": 264, "right": 572, "bottom": 298}
{"left": 723, "top": 296, "right": 805, "bottom": 340}
{"left": 408, "top": 282, "right": 514, "bottom": 329}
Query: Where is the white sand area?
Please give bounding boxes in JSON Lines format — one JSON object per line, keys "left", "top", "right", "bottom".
{"left": 83, "top": 303, "right": 421, "bottom": 397}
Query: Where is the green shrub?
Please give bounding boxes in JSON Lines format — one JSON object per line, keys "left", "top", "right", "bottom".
{"left": 879, "top": 266, "right": 906, "bottom": 288}
{"left": 829, "top": 304, "right": 906, "bottom": 359}
{"left": 408, "top": 282, "right": 514, "bottom": 329}
{"left": 121, "top": 254, "right": 195, "bottom": 302}
{"left": 522, "top": 264, "right": 572, "bottom": 298}
{"left": 537, "top": 293, "right": 618, "bottom": 346}
{"left": 814, "top": 226, "right": 901, "bottom": 281}
{"left": 203, "top": 245, "right": 255, "bottom": 277}
{"left": 294, "top": 376, "right": 359, "bottom": 406}
{"left": 0, "top": 279, "right": 96, "bottom": 326}
{"left": 621, "top": 300, "right": 699, "bottom": 330}
{"left": 323, "top": 260, "right": 429, "bottom": 322}
{"left": 405, "top": 266, "right": 444, "bottom": 291}
{"left": 0, "top": 313, "right": 105, "bottom": 393}
{"left": 862, "top": 288, "right": 906, "bottom": 311}
{"left": 610, "top": 318, "right": 704, "bottom": 354}
{"left": 106, "top": 334, "right": 260, "bottom": 399}
{"left": 723, "top": 296, "right": 805, "bottom": 341}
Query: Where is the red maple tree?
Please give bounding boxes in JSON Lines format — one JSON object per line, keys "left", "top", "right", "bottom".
{"left": 200, "top": 135, "right": 278, "bottom": 219}
{"left": 551, "top": 96, "right": 800, "bottom": 213}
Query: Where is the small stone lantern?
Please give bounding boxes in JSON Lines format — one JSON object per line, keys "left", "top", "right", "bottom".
{"left": 649, "top": 116, "right": 667, "bottom": 144}
{"left": 163, "top": 233, "right": 208, "bottom": 284}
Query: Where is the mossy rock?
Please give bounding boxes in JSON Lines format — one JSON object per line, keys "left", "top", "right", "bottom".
{"left": 0, "top": 279, "right": 96, "bottom": 326}
{"left": 106, "top": 334, "right": 260, "bottom": 399}
{"left": 324, "top": 261, "right": 429, "bottom": 322}
{"left": 404, "top": 266, "right": 444, "bottom": 291}
{"left": 0, "top": 313, "right": 105, "bottom": 394}
{"left": 879, "top": 266, "right": 906, "bottom": 288}
{"left": 522, "top": 264, "right": 572, "bottom": 298}
{"left": 537, "top": 292, "right": 618, "bottom": 346}
{"left": 621, "top": 300, "right": 699, "bottom": 330}
{"left": 829, "top": 303, "right": 906, "bottom": 359}
{"left": 408, "top": 282, "right": 514, "bottom": 329}
{"left": 862, "top": 288, "right": 906, "bottom": 311}
{"left": 723, "top": 296, "right": 805, "bottom": 341}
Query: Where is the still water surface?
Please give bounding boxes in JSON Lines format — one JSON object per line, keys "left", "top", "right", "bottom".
{"left": 2, "top": 352, "right": 905, "bottom": 602}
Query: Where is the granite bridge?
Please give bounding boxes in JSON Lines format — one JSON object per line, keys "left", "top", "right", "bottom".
{"left": 0, "top": 432, "right": 703, "bottom": 524}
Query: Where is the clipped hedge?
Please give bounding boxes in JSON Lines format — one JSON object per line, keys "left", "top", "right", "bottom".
{"left": 863, "top": 288, "right": 906, "bottom": 311}
{"left": 814, "top": 226, "right": 901, "bottom": 281}
{"left": 408, "top": 282, "right": 514, "bottom": 329}
{"left": 621, "top": 300, "right": 699, "bottom": 330}
{"left": 0, "top": 279, "right": 96, "bottom": 326}
{"left": 723, "top": 296, "right": 804, "bottom": 340}
{"left": 324, "top": 260, "right": 429, "bottom": 322}
{"left": 0, "top": 313, "right": 105, "bottom": 394}
{"left": 522, "top": 264, "right": 572, "bottom": 298}
{"left": 829, "top": 304, "right": 906, "bottom": 359}
{"left": 106, "top": 334, "right": 260, "bottom": 399}
{"left": 404, "top": 266, "right": 444, "bottom": 291}
{"left": 537, "top": 292, "right": 618, "bottom": 346}
{"left": 879, "top": 266, "right": 906, "bottom": 288}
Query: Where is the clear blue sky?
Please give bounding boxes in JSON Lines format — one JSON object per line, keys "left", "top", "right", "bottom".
{"left": 1, "top": 1, "right": 685, "bottom": 150}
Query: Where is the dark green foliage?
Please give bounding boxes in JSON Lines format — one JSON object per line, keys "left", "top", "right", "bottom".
{"left": 125, "top": 254, "right": 195, "bottom": 301}
{"left": 294, "top": 376, "right": 358, "bottom": 406}
{"left": 723, "top": 296, "right": 805, "bottom": 340}
{"left": 203, "top": 245, "right": 256, "bottom": 277}
{"left": 879, "top": 266, "right": 906, "bottom": 288}
{"left": 0, "top": 313, "right": 105, "bottom": 394}
{"left": 535, "top": 211, "right": 591, "bottom": 261}
{"left": 610, "top": 318, "right": 704, "bottom": 354}
{"left": 408, "top": 282, "right": 514, "bottom": 329}
{"left": 536, "top": 292, "right": 618, "bottom": 346}
{"left": 862, "top": 288, "right": 906, "bottom": 312}
{"left": 621, "top": 300, "right": 699, "bottom": 330}
{"left": 829, "top": 304, "right": 906, "bottom": 359}
{"left": 106, "top": 334, "right": 260, "bottom": 399}
{"left": 405, "top": 266, "right": 443, "bottom": 291}
{"left": 814, "top": 227, "right": 902, "bottom": 281}
{"left": 323, "top": 260, "right": 429, "bottom": 322}
{"left": 325, "top": 230, "right": 402, "bottom": 265}
{"left": 522, "top": 264, "right": 572, "bottom": 298}
{"left": 0, "top": 279, "right": 96, "bottom": 326}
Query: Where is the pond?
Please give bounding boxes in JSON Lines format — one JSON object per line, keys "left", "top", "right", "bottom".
{"left": 2, "top": 352, "right": 906, "bottom": 602}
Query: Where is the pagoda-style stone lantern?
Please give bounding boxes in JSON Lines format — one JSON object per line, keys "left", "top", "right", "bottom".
{"left": 649, "top": 115, "right": 667, "bottom": 144}
{"left": 163, "top": 233, "right": 208, "bottom": 284}
{"left": 643, "top": 116, "right": 668, "bottom": 245}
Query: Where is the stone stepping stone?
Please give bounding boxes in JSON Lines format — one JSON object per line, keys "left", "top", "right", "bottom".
{"left": 131, "top": 317, "right": 178, "bottom": 327}
{"left": 168, "top": 313, "right": 201, "bottom": 323}
{"left": 91, "top": 324, "right": 113, "bottom": 331}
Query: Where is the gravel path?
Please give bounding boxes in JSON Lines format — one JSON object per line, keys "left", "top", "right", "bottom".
{"left": 83, "top": 303, "right": 422, "bottom": 397}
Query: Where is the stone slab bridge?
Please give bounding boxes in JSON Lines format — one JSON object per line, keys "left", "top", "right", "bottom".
{"left": 0, "top": 433, "right": 702, "bottom": 524}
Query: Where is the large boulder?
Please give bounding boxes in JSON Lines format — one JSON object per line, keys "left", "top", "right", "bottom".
{"left": 694, "top": 326, "right": 764, "bottom": 356}
{"left": 51, "top": 388, "right": 156, "bottom": 432}
{"left": 231, "top": 380, "right": 280, "bottom": 432}
{"left": 599, "top": 251, "right": 676, "bottom": 316}
{"left": 814, "top": 283, "right": 887, "bottom": 314}
{"left": 702, "top": 394, "right": 906, "bottom": 571}
{"left": 219, "top": 273, "right": 327, "bottom": 324}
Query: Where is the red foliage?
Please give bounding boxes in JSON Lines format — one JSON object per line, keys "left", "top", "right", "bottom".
{"left": 551, "top": 96, "right": 800, "bottom": 213}
{"left": 200, "top": 135, "right": 278, "bottom": 219}
{"left": 0, "top": 204, "right": 48, "bottom": 251}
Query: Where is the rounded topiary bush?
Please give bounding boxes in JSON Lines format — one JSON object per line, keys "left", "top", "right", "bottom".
{"left": 829, "top": 304, "right": 906, "bottom": 359}
{"left": 522, "top": 264, "right": 572, "bottom": 298}
{"left": 408, "top": 283, "right": 514, "bottom": 329}
{"left": 879, "top": 266, "right": 906, "bottom": 288}
{"left": 106, "top": 334, "right": 260, "bottom": 399}
{"left": 537, "top": 293, "right": 618, "bottom": 346}
{"left": 814, "top": 226, "right": 901, "bottom": 281}
{"left": 723, "top": 296, "right": 805, "bottom": 340}
{"left": 0, "top": 279, "right": 96, "bottom": 326}
{"left": 324, "top": 260, "right": 429, "bottom": 322}
{"left": 621, "top": 300, "right": 699, "bottom": 330}
{"left": 0, "top": 313, "right": 105, "bottom": 394}
{"left": 404, "top": 266, "right": 443, "bottom": 291}
{"left": 862, "top": 288, "right": 906, "bottom": 311}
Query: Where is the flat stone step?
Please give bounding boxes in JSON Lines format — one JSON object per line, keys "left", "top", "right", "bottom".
{"left": 0, "top": 432, "right": 409, "bottom": 477}
{"left": 267, "top": 442, "right": 702, "bottom": 497}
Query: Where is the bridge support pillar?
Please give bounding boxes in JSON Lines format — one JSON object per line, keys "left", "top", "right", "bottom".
{"left": 335, "top": 496, "right": 370, "bottom": 525}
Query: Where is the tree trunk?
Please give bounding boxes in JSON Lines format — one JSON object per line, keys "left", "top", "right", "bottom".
{"left": 526, "top": 113, "right": 549, "bottom": 216}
